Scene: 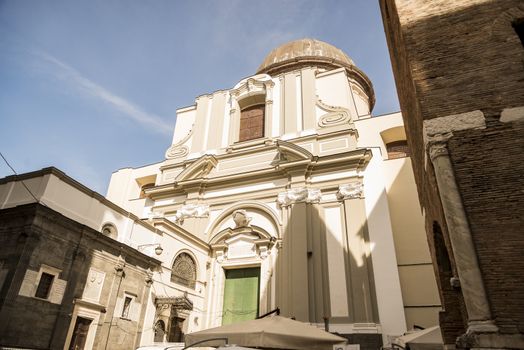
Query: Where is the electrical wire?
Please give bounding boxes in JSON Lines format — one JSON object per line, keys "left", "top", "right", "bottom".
{"left": 0, "top": 151, "right": 47, "bottom": 206}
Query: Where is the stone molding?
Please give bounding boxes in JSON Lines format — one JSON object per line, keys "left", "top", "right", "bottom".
{"left": 423, "top": 110, "right": 485, "bottom": 146}
{"left": 423, "top": 110, "right": 486, "bottom": 165}
{"left": 174, "top": 204, "right": 209, "bottom": 223}
{"left": 336, "top": 182, "right": 364, "bottom": 200}
{"left": 277, "top": 187, "right": 321, "bottom": 207}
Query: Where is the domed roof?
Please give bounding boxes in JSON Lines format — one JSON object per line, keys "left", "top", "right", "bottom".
{"left": 256, "top": 38, "right": 375, "bottom": 111}
{"left": 257, "top": 38, "right": 355, "bottom": 75}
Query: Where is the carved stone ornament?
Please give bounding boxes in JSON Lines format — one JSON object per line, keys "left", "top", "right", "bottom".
{"left": 230, "top": 74, "right": 274, "bottom": 100}
{"left": 145, "top": 269, "right": 154, "bottom": 286}
{"left": 114, "top": 255, "right": 126, "bottom": 274}
{"left": 165, "top": 145, "right": 189, "bottom": 159}
{"left": 165, "top": 126, "right": 194, "bottom": 159}
{"left": 232, "top": 210, "right": 252, "bottom": 228}
{"left": 174, "top": 204, "right": 209, "bottom": 223}
{"left": 316, "top": 98, "right": 351, "bottom": 128}
{"left": 337, "top": 182, "right": 364, "bottom": 200}
{"left": 277, "top": 187, "right": 321, "bottom": 207}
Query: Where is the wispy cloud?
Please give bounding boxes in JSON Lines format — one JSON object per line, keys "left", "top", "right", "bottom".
{"left": 34, "top": 51, "right": 172, "bottom": 134}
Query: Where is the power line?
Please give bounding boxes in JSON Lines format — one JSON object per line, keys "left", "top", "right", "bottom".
{"left": 0, "top": 151, "right": 46, "bottom": 205}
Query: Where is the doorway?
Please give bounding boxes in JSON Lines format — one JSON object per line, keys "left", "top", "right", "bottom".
{"left": 222, "top": 267, "right": 260, "bottom": 325}
{"left": 68, "top": 316, "right": 92, "bottom": 350}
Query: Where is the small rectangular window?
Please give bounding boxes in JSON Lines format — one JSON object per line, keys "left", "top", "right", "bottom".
{"left": 121, "top": 296, "right": 132, "bottom": 318}
{"left": 35, "top": 272, "right": 55, "bottom": 299}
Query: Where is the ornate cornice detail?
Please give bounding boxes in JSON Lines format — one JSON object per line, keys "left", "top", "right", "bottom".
{"left": 174, "top": 204, "right": 209, "bottom": 223}
{"left": 277, "top": 187, "right": 321, "bottom": 207}
{"left": 337, "top": 182, "right": 364, "bottom": 200}
{"left": 316, "top": 98, "right": 352, "bottom": 127}
{"left": 230, "top": 74, "right": 273, "bottom": 100}
{"left": 165, "top": 125, "right": 194, "bottom": 159}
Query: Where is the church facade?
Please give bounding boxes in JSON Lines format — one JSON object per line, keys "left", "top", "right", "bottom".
{"left": 107, "top": 39, "right": 440, "bottom": 348}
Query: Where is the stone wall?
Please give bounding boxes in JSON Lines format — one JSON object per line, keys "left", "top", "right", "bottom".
{"left": 0, "top": 203, "right": 159, "bottom": 350}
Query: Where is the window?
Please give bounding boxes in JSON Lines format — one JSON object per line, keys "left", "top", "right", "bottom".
{"left": 239, "top": 104, "right": 265, "bottom": 142}
{"left": 513, "top": 18, "right": 524, "bottom": 47}
{"left": 171, "top": 253, "right": 197, "bottom": 289}
{"left": 386, "top": 140, "right": 410, "bottom": 159}
{"left": 35, "top": 272, "right": 54, "bottom": 299}
{"left": 121, "top": 296, "right": 132, "bottom": 318}
{"left": 101, "top": 223, "right": 118, "bottom": 239}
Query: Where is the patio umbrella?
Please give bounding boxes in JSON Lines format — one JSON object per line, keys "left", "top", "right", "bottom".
{"left": 394, "top": 326, "right": 443, "bottom": 350}
{"left": 184, "top": 316, "right": 347, "bottom": 350}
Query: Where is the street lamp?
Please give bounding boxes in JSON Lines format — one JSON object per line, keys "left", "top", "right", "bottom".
{"left": 137, "top": 243, "right": 164, "bottom": 256}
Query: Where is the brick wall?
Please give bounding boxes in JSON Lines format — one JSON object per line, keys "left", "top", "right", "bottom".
{"left": 380, "top": 0, "right": 524, "bottom": 345}
{"left": 448, "top": 121, "right": 524, "bottom": 334}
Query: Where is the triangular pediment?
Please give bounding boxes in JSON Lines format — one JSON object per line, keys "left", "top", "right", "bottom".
{"left": 175, "top": 155, "right": 218, "bottom": 182}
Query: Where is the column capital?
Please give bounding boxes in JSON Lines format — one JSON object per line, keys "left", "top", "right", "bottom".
{"left": 336, "top": 182, "right": 364, "bottom": 200}
{"left": 276, "top": 187, "right": 321, "bottom": 207}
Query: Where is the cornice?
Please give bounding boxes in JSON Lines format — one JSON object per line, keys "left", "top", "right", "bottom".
{"left": 150, "top": 217, "right": 209, "bottom": 251}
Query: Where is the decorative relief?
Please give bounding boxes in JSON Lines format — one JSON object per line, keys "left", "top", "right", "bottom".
{"left": 337, "top": 182, "right": 364, "bottom": 200}
{"left": 175, "top": 204, "right": 209, "bottom": 223}
{"left": 165, "top": 146, "right": 189, "bottom": 159}
{"left": 277, "top": 187, "right": 321, "bottom": 207}
{"left": 316, "top": 98, "right": 352, "bottom": 127}
{"left": 82, "top": 268, "right": 106, "bottom": 302}
{"left": 232, "top": 210, "right": 252, "bottom": 228}
{"left": 230, "top": 75, "right": 274, "bottom": 100}
{"left": 165, "top": 125, "right": 194, "bottom": 159}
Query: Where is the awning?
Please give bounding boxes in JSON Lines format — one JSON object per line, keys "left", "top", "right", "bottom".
{"left": 184, "top": 316, "right": 347, "bottom": 350}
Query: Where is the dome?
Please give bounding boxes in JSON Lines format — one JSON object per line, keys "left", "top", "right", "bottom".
{"left": 257, "top": 38, "right": 355, "bottom": 75}
{"left": 256, "top": 38, "right": 375, "bottom": 111}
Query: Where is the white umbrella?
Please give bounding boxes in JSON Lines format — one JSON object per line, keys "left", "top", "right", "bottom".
{"left": 184, "top": 316, "right": 347, "bottom": 350}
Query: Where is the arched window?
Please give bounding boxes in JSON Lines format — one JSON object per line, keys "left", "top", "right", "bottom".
{"left": 239, "top": 104, "right": 265, "bottom": 142}
{"left": 171, "top": 253, "right": 197, "bottom": 289}
{"left": 386, "top": 140, "right": 410, "bottom": 159}
{"left": 154, "top": 320, "right": 166, "bottom": 342}
{"left": 101, "top": 223, "right": 118, "bottom": 239}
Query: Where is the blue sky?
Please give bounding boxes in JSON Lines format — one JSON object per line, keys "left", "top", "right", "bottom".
{"left": 0, "top": 0, "right": 399, "bottom": 194}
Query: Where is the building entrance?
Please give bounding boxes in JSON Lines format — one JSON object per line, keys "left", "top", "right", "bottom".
{"left": 222, "top": 267, "right": 260, "bottom": 325}
{"left": 68, "top": 316, "right": 92, "bottom": 350}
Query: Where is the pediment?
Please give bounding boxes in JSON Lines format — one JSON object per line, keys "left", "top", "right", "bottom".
{"left": 274, "top": 140, "right": 313, "bottom": 163}
{"left": 175, "top": 155, "right": 218, "bottom": 182}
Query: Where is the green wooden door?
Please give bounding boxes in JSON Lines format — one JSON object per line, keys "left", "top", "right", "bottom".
{"left": 222, "top": 267, "right": 260, "bottom": 325}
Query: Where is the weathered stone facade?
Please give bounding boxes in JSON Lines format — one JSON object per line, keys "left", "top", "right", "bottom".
{"left": 0, "top": 202, "right": 160, "bottom": 350}
{"left": 380, "top": 0, "right": 524, "bottom": 348}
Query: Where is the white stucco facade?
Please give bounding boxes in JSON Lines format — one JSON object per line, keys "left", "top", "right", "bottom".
{"left": 104, "top": 39, "right": 440, "bottom": 348}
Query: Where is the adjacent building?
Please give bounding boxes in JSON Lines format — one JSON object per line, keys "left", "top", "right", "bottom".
{"left": 107, "top": 39, "right": 441, "bottom": 349}
{"left": 0, "top": 168, "right": 162, "bottom": 350}
{"left": 380, "top": 1, "right": 524, "bottom": 349}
